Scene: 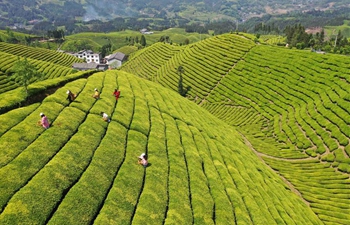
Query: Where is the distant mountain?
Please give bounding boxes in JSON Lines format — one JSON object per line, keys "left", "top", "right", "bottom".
{"left": 0, "top": 0, "right": 349, "bottom": 27}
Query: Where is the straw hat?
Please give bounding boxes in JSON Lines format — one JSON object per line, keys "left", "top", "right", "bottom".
{"left": 139, "top": 153, "right": 146, "bottom": 159}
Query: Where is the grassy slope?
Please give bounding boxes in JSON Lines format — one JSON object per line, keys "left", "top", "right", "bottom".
{"left": 120, "top": 33, "right": 350, "bottom": 224}
{"left": 121, "top": 42, "right": 182, "bottom": 80}
{"left": 0, "top": 41, "right": 90, "bottom": 111}
{"left": 0, "top": 30, "right": 349, "bottom": 224}
{"left": 61, "top": 28, "right": 211, "bottom": 52}
{"left": 0, "top": 71, "right": 322, "bottom": 224}
{"left": 325, "top": 20, "right": 350, "bottom": 38}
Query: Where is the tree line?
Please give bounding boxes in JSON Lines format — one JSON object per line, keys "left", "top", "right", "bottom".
{"left": 283, "top": 24, "right": 350, "bottom": 54}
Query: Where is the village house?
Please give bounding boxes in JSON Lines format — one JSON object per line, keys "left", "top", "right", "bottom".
{"left": 68, "top": 50, "right": 101, "bottom": 63}
{"left": 105, "top": 52, "right": 127, "bottom": 69}
{"left": 140, "top": 28, "right": 154, "bottom": 35}
{"left": 72, "top": 62, "right": 108, "bottom": 71}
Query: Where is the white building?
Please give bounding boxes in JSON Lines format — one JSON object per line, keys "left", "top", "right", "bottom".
{"left": 105, "top": 52, "right": 127, "bottom": 69}
{"left": 69, "top": 50, "right": 101, "bottom": 63}
{"left": 140, "top": 28, "right": 154, "bottom": 34}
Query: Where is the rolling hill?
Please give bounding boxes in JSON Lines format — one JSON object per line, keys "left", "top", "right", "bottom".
{"left": 121, "top": 33, "right": 350, "bottom": 224}
{"left": 60, "top": 28, "right": 211, "bottom": 53}
{"left": 0, "top": 39, "right": 96, "bottom": 110}
{"left": 0, "top": 70, "right": 323, "bottom": 224}
{"left": 0, "top": 32, "right": 349, "bottom": 224}
{"left": 0, "top": 0, "right": 349, "bottom": 27}
{"left": 0, "top": 41, "right": 84, "bottom": 95}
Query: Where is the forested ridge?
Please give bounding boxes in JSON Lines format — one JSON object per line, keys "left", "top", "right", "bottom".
{"left": 1, "top": 0, "right": 349, "bottom": 36}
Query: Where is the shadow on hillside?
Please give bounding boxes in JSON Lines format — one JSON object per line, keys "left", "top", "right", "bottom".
{"left": 183, "top": 86, "right": 191, "bottom": 96}
{"left": 1, "top": 72, "right": 96, "bottom": 115}
{"left": 179, "top": 85, "right": 191, "bottom": 97}
{"left": 25, "top": 87, "right": 57, "bottom": 106}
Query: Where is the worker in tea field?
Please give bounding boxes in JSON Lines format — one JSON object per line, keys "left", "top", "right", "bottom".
{"left": 66, "top": 90, "right": 76, "bottom": 103}
{"left": 113, "top": 89, "right": 120, "bottom": 101}
{"left": 92, "top": 88, "right": 100, "bottom": 99}
{"left": 138, "top": 153, "right": 148, "bottom": 168}
{"left": 100, "top": 111, "right": 111, "bottom": 122}
{"left": 39, "top": 112, "right": 50, "bottom": 129}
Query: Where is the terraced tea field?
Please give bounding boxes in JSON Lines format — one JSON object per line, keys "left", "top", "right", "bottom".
{"left": 121, "top": 33, "right": 350, "bottom": 224}
{"left": 0, "top": 42, "right": 82, "bottom": 94}
{"left": 0, "top": 32, "right": 349, "bottom": 224}
{"left": 0, "top": 70, "right": 324, "bottom": 224}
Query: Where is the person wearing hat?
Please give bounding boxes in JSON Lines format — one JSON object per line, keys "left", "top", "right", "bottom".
{"left": 66, "top": 90, "right": 76, "bottom": 103}
{"left": 92, "top": 88, "right": 100, "bottom": 99}
{"left": 39, "top": 112, "right": 50, "bottom": 129}
{"left": 100, "top": 112, "right": 111, "bottom": 122}
{"left": 138, "top": 153, "right": 148, "bottom": 168}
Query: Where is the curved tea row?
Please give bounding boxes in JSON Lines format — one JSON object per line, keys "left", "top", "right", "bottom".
{"left": 122, "top": 42, "right": 182, "bottom": 80}
{"left": 0, "top": 71, "right": 321, "bottom": 224}
{"left": 0, "top": 42, "right": 81, "bottom": 67}
{"left": 0, "top": 51, "right": 78, "bottom": 94}
{"left": 120, "top": 34, "right": 350, "bottom": 224}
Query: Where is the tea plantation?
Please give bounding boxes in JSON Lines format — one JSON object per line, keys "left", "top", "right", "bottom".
{"left": 0, "top": 70, "right": 324, "bottom": 224}
{"left": 0, "top": 32, "right": 349, "bottom": 224}
{"left": 122, "top": 33, "right": 350, "bottom": 224}
{"left": 0, "top": 42, "right": 82, "bottom": 94}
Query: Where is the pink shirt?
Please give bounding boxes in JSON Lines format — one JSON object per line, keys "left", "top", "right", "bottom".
{"left": 141, "top": 158, "right": 148, "bottom": 166}
{"left": 41, "top": 116, "right": 49, "bottom": 129}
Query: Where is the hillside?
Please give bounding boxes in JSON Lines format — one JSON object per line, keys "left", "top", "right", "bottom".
{"left": 60, "top": 28, "right": 210, "bottom": 53}
{"left": 121, "top": 33, "right": 350, "bottom": 224}
{"left": 0, "top": 0, "right": 349, "bottom": 27}
{"left": 0, "top": 71, "right": 324, "bottom": 224}
{"left": 0, "top": 41, "right": 96, "bottom": 115}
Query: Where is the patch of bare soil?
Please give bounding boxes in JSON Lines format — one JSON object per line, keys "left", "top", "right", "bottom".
{"left": 24, "top": 87, "right": 57, "bottom": 106}
{"left": 305, "top": 27, "right": 323, "bottom": 35}
{"left": 265, "top": 6, "right": 289, "bottom": 15}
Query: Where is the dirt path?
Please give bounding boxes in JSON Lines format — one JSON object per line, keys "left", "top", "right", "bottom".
{"left": 240, "top": 133, "right": 311, "bottom": 206}
{"left": 198, "top": 45, "right": 255, "bottom": 106}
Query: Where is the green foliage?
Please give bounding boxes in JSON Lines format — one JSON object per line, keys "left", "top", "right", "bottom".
{"left": 140, "top": 35, "right": 146, "bottom": 47}
{"left": 177, "top": 65, "right": 186, "bottom": 96}
{"left": 1, "top": 31, "right": 349, "bottom": 225}
{"left": 0, "top": 70, "right": 94, "bottom": 114}
{"left": 0, "top": 103, "right": 39, "bottom": 136}
{"left": 114, "top": 45, "right": 138, "bottom": 55}
{"left": 61, "top": 29, "right": 211, "bottom": 52}
{"left": 0, "top": 70, "right": 327, "bottom": 224}
{"left": 0, "top": 42, "right": 82, "bottom": 67}
{"left": 121, "top": 33, "right": 350, "bottom": 225}
{"left": 11, "top": 57, "right": 42, "bottom": 94}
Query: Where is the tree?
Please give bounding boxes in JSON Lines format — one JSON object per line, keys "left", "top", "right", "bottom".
{"left": 177, "top": 65, "right": 184, "bottom": 95}
{"left": 159, "top": 35, "right": 170, "bottom": 43}
{"left": 6, "top": 27, "right": 18, "bottom": 44}
{"left": 11, "top": 57, "right": 42, "bottom": 96}
{"left": 100, "top": 43, "right": 112, "bottom": 58}
{"left": 184, "top": 38, "right": 190, "bottom": 45}
{"left": 140, "top": 35, "right": 146, "bottom": 47}
{"left": 334, "top": 30, "right": 343, "bottom": 47}
{"left": 177, "top": 65, "right": 191, "bottom": 96}
{"left": 319, "top": 29, "right": 325, "bottom": 45}
{"left": 129, "top": 37, "right": 134, "bottom": 46}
